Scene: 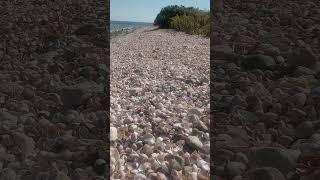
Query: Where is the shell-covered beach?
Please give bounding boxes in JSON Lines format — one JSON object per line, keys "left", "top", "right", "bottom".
{"left": 110, "top": 28, "right": 210, "bottom": 179}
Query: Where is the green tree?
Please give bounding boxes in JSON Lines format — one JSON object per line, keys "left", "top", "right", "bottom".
{"left": 154, "top": 5, "right": 210, "bottom": 36}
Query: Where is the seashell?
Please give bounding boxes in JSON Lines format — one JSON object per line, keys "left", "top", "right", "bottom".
{"left": 192, "top": 164, "right": 199, "bottom": 172}
{"left": 110, "top": 147, "right": 120, "bottom": 161}
{"left": 186, "top": 172, "right": 198, "bottom": 180}
{"left": 198, "top": 169, "right": 209, "bottom": 180}
{"left": 197, "top": 159, "right": 209, "bottom": 172}
{"left": 157, "top": 172, "right": 168, "bottom": 180}
{"left": 141, "top": 144, "right": 153, "bottom": 156}
{"left": 171, "top": 170, "right": 184, "bottom": 180}
{"left": 117, "top": 126, "right": 129, "bottom": 140}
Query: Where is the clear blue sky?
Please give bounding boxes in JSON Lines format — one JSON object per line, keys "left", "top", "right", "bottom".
{"left": 111, "top": 0, "right": 210, "bottom": 23}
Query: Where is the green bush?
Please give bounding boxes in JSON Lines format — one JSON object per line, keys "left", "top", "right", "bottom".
{"left": 170, "top": 15, "right": 197, "bottom": 34}
{"left": 154, "top": 5, "right": 210, "bottom": 36}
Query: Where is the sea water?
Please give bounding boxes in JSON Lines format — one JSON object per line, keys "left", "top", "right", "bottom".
{"left": 111, "top": 21, "right": 154, "bottom": 32}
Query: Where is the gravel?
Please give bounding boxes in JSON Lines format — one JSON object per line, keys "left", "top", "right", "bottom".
{"left": 0, "top": 0, "right": 108, "bottom": 179}
{"left": 211, "top": 0, "right": 320, "bottom": 179}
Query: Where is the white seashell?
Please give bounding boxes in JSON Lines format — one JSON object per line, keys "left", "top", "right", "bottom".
{"left": 110, "top": 148, "right": 120, "bottom": 160}
{"left": 186, "top": 172, "right": 198, "bottom": 180}
{"left": 110, "top": 127, "right": 118, "bottom": 141}
{"left": 140, "top": 153, "right": 149, "bottom": 160}
{"left": 192, "top": 164, "right": 199, "bottom": 172}
{"left": 197, "top": 159, "right": 210, "bottom": 171}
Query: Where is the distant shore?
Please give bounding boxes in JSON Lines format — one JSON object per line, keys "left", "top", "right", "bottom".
{"left": 110, "top": 27, "right": 136, "bottom": 38}
{"left": 110, "top": 26, "right": 158, "bottom": 39}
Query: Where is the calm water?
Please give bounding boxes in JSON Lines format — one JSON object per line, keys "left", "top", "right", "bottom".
{"left": 111, "top": 21, "right": 154, "bottom": 32}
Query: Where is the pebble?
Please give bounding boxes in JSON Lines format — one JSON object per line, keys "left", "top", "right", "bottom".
{"left": 129, "top": 87, "right": 143, "bottom": 96}
{"left": 188, "top": 114, "right": 200, "bottom": 123}
{"left": 224, "top": 161, "right": 246, "bottom": 178}
{"left": 0, "top": 111, "right": 18, "bottom": 129}
{"left": 277, "top": 135, "right": 294, "bottom": 147}
{"left": 212, "top": 44, "right": 234, "bottom": 60}
{"left": 157, "top": 172, "right": 167, "bottom": 180}
{"left": 309, "top": 133, "right": 320, "bottom": 144}
{"left": 59, "top": 82, "right": 103, "bottom": 107}
{"left": 249, "top": 167, "right": 286, "bottom": 180}
{"left": 290, "top": 93, "right": 307, "bottom": 107}
{"left": 187, "top": 136, "right": 204, "bottom": 149}
{"left": 54, "top": 171, "right": 72, "bottom": 180}
{"left": 133, "top": 173, "right": 148, "bottom": 180}
{"left": 94, "top": 159, "right": 106, "bottom": 175}
{"left": 311, "top": 86, "right": 320, "bottom": 96}
{"left": 242, "top": 54, "right": 276, "bottom": 70}
{"left": 294, "top": 121, "right": 314, "bottom": 139}
{"left": 110, "top": 127, "right": 118, "bottom": 141}
{"left": 0, "top": 168, "right": 16, "bottom": 180}
{"left": 294, "top": 66, "right": 316, "bottom": 77}
{"left": 141, "top": 144, "right": 153, "bottom": 156}
{"left": 254, "top": 147, "right": 297, "bottom": 174}
{"left": 197, "top": 159, "right": 209, "bottom": 171}
{"left": 12, "top": 132, "right": 35, "bottom": 158}
{"left": 142, "top": 133, "right": 156, "bottom": 145}
{"left": 169, "top": 159, "right": 182, "bottom": 171}
{"left": 189, "top": 108, "right": 203, "bottom": 116}
{"left": 275, "top": 56, "right": 285, "bottom": 64}
{"left": 234, "top": 152, "right": 249, "bottom": 164}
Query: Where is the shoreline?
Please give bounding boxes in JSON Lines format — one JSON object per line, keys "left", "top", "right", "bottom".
{"left": 111, "top": 26, "right": 158, "bottom": 39}
{"left": 110, "top": 27, "right": 137, "bottom": 38}
{"left": 111, "top": 26, "right": 210, "bottom": 40}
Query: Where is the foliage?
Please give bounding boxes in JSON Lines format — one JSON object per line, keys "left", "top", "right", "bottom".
{"left": 154, "top": 5, "right": 210, "bottom": 36}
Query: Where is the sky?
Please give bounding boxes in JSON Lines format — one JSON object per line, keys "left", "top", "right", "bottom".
{"left": 111, "top": 0, "right": 210, "bottom": 23}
